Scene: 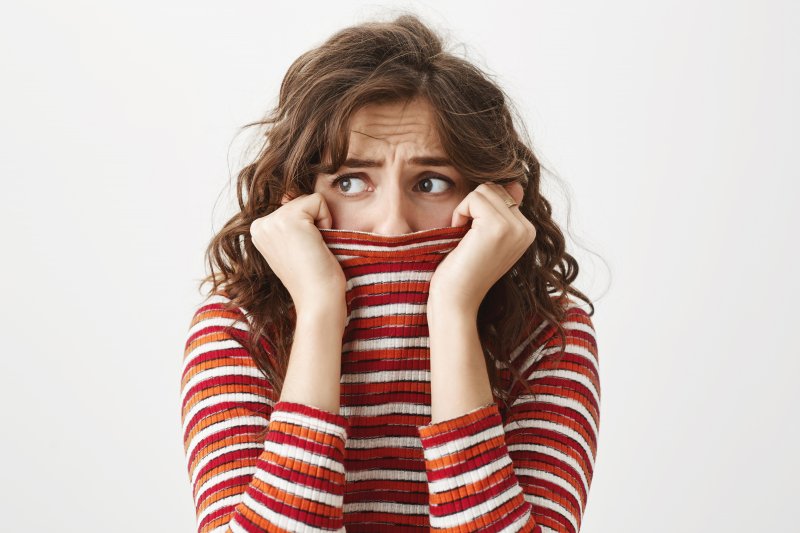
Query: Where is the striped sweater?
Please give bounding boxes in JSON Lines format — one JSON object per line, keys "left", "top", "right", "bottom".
{"left": 181, "top": 224, "right": 601, "bottom": 532}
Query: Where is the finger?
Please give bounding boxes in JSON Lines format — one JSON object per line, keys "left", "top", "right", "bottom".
{"left": 479, "top": 183, "right": 521, "bottom": 221}
{"left": 501, "top": 181, "right": 532, "bottom": 227}
{"left": 489, "top": 183, "right": 531, "bottom": 230}
{"left": 488, "top": 182, "right": 518, "bottom": 208}
{"left": 450, "top": 185, "right": 511, "bottom": 227}
{"left": 450, "top": 194, "right": 472, "bottom": 227}
{"left": 306, "top": 193, "right": 334, "bottom": 230}
{"left": 505, "top": 182, "right": 524, "bottom": 205}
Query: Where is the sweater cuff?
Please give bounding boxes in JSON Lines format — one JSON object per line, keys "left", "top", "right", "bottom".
{"left": 417, "top": 402, "right": 533, "bottom": 531}
{"left": 246, "top": 401, "right": 350, "bottom": 530}
{"left": 417, "top": 401, "right": 499, "bottom": 441}
{"left": 266, "top": 401, "right": 350, "bottom": 489}
{"left": 270, "top": 401, "right": 350, "bottom": 442}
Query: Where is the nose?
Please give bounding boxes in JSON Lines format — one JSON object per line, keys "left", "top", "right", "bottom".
{"left": 370, "top": 185, "right": 414, "bottom": 236}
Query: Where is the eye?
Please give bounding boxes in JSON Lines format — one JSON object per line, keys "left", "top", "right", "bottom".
{"left": 416, "top": 176, "right": 452, "bottom": 194}
{"left": 330, "top": 174, "right": 454, "bottom": 197}
{"left": 330, "top": 174, "right": 368, "bottom": 195}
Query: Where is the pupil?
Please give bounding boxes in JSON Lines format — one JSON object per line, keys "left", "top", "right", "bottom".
{"left": 340, "top": 177, "right": 351, "bottom": 192}
{"left": 420, "top": 179, "right": 432, "bottom": 193}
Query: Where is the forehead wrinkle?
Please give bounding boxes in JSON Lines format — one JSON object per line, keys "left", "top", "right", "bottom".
{"left": 350, "top": 126, "right": 440, "bottom": 145}
{"left": 350, "top": 130, "right": 383, "bottom": 144}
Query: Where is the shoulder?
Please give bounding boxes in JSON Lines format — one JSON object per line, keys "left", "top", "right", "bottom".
{"left": 187, "top": 290, "right": 252, "bottom": 333}
{"left": 560, "top": 296, "right": 597, "bottom": 349}
{"left": 510, "top": 293, "right": 598, "bottom": 371}
{"left": 183, "top": 291, "right": 255, "bottom": 370}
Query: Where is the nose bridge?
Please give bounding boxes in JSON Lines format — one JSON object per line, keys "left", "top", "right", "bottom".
{"left": 372, "top": 176, "right": 413, "bottom": 236}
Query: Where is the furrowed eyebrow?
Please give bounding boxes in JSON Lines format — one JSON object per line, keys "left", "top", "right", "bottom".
{"left": 342, "top": 156, "right": 453, "bottom": 168}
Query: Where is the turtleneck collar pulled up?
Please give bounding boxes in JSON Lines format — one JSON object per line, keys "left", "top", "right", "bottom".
{"left": 319, "top": 223, "right": 471, "bottom": 335}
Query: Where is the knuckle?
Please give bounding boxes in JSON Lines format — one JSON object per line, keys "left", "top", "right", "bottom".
{"left": 526, "top": 224, "right": 537, "bottom": 243}
{"left": 475, "top": 183, "right": 493, "bottom": 195}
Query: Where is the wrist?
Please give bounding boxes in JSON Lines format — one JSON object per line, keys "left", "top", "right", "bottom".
{"left": 426, "top": 296, "right": 478, "bottom": 329}
{"left": 296, "top": 300, "right": 347, "bottom": 329}
{"left": 429, "top": 281, "right": 481, "bottom": 315}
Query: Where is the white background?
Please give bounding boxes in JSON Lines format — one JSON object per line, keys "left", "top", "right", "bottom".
{"left": 1, "top": 1, "right": 798, "bottom": 531}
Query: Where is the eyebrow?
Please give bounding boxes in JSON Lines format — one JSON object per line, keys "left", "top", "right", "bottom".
{"left": 342, "top": 156, "right": 453, "bottom": 168}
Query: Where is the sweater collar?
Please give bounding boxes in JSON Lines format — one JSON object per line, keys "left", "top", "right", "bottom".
{"left": 319, "top": 224, "right": 471, "bottom": 327}
{"left": 319, "top": 224, "right": 470, "bottom": 265}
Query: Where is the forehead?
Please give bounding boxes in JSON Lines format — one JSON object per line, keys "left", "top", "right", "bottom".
{"left": 346, "top": 98, "right": 444, "bottom": 152}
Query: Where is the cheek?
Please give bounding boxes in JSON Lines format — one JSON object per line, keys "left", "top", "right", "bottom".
{"left": 325, "top": 198, "right": 361, "bottom": 231}
{"left": 426, "top": 200, "right": 461, "bottom": 228}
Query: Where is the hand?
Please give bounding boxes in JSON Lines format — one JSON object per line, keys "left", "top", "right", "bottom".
{"left": 249, "top": 192, "right": 347, "bottom": 318}
{"left": 429, "top": 182, "right": 535, "bottom": 314}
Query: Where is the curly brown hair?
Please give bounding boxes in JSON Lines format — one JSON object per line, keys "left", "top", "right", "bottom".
{"left": 198, "top": 13, "right": 594, "bottom": 428}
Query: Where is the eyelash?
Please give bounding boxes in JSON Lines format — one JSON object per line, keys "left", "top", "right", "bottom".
{"left": 330, "top": 173, "right": 454, "bottom": 195}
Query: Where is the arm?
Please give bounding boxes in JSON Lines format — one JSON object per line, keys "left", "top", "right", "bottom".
{"left": 420, "top": 302, "right": 601, "bottom": 532}
{"left": 180, "top": 295, "right": 350, "bottom": 532}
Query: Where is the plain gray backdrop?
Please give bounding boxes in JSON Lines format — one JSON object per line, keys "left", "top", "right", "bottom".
{"left": 1, "top": 1, "right": 798, "bottom": 531}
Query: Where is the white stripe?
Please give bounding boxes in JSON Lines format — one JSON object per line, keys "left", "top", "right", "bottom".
{"left": 515, "top": 340, "right": 598, "bottom": 380}
{"left": 513, "top": 467, "right": 583, "bottom": 515}
{"left": 182, "top": 365, "right": 266, "bottom": 395}
{"left": 346, "top": 270, "right": 433, "bottom": 290}
{"left": 186, "top": 415, "right": 268, "bottom": 460}
{"left": 346, "top": 436, "right": 421, "bottom": 449}
{"left": 183, "top": 338, "right": 248, "bottom": 374}
{"left": 522, "top": 369, "right": 600, "bottom": 407}
{"left": 187, "top": 313, "right": 249, "bottom": 339}
{"left": 197, "top": 493, "right": 245, "bottom": 527}
{"left": 497, "top": 507, "right": 533, "bottom": 533}
{"left": 262, "top": 440, "right": 345, "bottom": 474}
{"left": 270, "top": 409, "right": 348, "bottom": 440}
{"left": 238, "top": 491, "right": 346, "bottom": 533}
{"left": 343, "top": 501, "right": 429, "bottom": 514}
{"left": 229, "top": 520, "right": 247, "bottom": 533}
{"left": 194, "top": 465, "right": 256, "bottom": 507}
{"left": 343, "top": 335, "right": 429, "bottom": 352}
{"left": 252, "top": 467, "right": 343, "bottom": 507}
{"left": 506, "top": 393, "right": 599, "bottom": 448}
{"left": 190, "top": 441, "right": 263, "bottom": 486}
{"left": 503, "top": 314, "right": 597, "bottom": 369}
{"left": 423, "top": 424, "right": 505, "bottom": 460}
{"left": 327, "top": 234, "right": 458, "bottom": 253}
{"left": 507, "top": 320, "right": 551, "bottom": 364}
{"left": 182, "top": 392, "right": 273, "bottom": 435}
{"left": 340, "top": 370, "right": 430, "bottom": 383}
{"left": 341, "top": 402, "right": 430, "bottom": 417}
{"left": 508, "top": 444, "right": 590, "bottom": 494}
{"left": 348, "top": 302, "right": 429, "bottom": 319}
{"left": 522, "top": 492, "right": 578, "bottom": 532}
{"left": 563, "top": 318, "right": 596, "bottom": 338}
{"left": 431, "top": 482, "right": 522, "bottom": 529}
{"left": 346, "top": 468, "right": 428, "bottom": 482}
{"left": 428, "top": 453, "right": 512, "bottom": 494}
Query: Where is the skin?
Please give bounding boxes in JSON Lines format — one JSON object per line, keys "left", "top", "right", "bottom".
{"left": 312, "top": 97, "right": 474, "bottom": 234}
{"left": 261, "top": 96, "right": 536, "bottom": 420}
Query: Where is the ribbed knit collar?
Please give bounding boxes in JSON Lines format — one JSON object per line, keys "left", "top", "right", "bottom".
{"left": 319, "top": 224, "right": 470, "bottom": 265}
{"left": 319, "top": 224, "right": 471, "bottom": 330}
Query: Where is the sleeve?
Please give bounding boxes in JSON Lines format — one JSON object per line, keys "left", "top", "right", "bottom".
{"left": 180, "top": 296, "right": 351, "bottom": 533}
{"left": 416, "top": 304, "right": 601, "bottom": 533}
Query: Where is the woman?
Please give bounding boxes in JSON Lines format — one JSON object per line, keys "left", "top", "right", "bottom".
{"left": 181, "top": 13, "right": 600, "bottom": 533}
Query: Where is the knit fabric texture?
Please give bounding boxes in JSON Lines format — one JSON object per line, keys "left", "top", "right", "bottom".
{"left": 181, "top": 225, "right": 601, "bottom": 532}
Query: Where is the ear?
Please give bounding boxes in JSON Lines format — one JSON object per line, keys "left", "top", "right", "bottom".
{"left": 504, "top": 181, "right": 525, "bottom": 205}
